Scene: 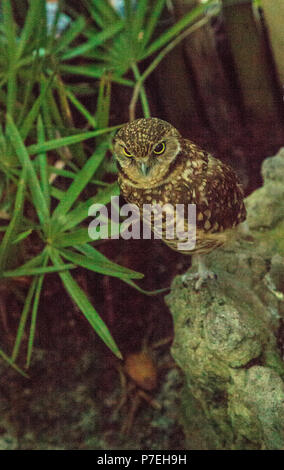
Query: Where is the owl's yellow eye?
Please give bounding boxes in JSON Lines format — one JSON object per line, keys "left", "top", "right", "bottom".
{"left": 153, "top": 142, "right": 166, "bottom": 155}
{"left": 122, "top": 147, "right": 133, "bottom": 157}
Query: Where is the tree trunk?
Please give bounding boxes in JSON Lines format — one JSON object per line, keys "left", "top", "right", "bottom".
{"left": 221, "top": 0, "right": 280, "bottom": 124}
{"left": 261, "top": 0, "right": 284, "bottom": 92}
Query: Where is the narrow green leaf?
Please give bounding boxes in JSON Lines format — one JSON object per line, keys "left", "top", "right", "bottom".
{"left": 51, "top": 140, "right": 109, "bottom": 221}
{"left": 54, "top": 16, "right": 86, "bottom": 54}
{"left": 12, "top": 229, "right": 32, "bottom": 245}
{"left": 15, "top": 0, "right": 41, "bottom": 60}
{"left": 141, "top": 0, "right": 166, "bottom": 48}
{"left": 14, "top": 251, "right": 45, "bottom": 272}
{"left": 20, "top": 79, "right": 49, "bottom": 140}
{"left": 41, "top": 89, "right": 54, "bottom": 140}
{"left": 95, "top": 74, "right": 111, "bottom": 130}
{"left": 6, "top": 114, "right": 49, "bottom": 226}
{"left": 2, "top": 0, "right": 17, "bottom": 61}
{"left": 26, "top": 252, "right": 49, "bottom": 368}
{"left": 37, "top": 115, "right": 50, "bottom": 210}
{"left": 50, "top": 187, "right": 65, "bottom": 201}
{"left": 54, "top": 228, "right": 91, "bottom": 247}
{"left": 132, "top": 63, "right": 150, "bottom": 118}
{"left": 0, "top": 166, "right": 26, "bottom": 272}
{"left": 89, "top": 0, "right": 120, "bottom": 25}
{"left": 143, "top": 2, "right": 205, "bottom": 58}
{"left": 60, "top": 246, "right": 143, "bottom": 279}
{"left": 84, "top": 1, "right": 105, "bottom": 29}
{"left": 50, "top": 249, "right": 122, "bottom": 359}
{"left": 76, "top": 244, "right": 144, "bottom": 280}
{"left": 59, "top": 64, "right": 134, "bottom": 86}
{"left": 17, "top": 54, "right": 42, "bottom": 127}
{"left": 46, "top": 86, "right": 64, "bottom": 129}
{"left": 48, "top": 166, "right": 109, "bottom": 186}
{"left": 48, "top": 165, "right": 76, "bottom": 180}
{"left": 124, "top": 279, "right": 170, "bottom": 296}
{"left": 2, "top": 0, "right": 18, "bottom": 116}
{"left": 58, "top": 182, "right": 120, "bottom": 232}
{"left": 62, "top": 21, "right": 123, "bottom": 60}
{"left": 0, "top": 348, "right": 29, "bottom": 378}
{"left": 133, "top": 0, "right": 149, "bottom": 36}
{"left": 124, "top": 0, "right": 133, "bottom": 25}
{"left": 27, "top": 125, "right": 120, "bottom": 155}
{"left": 3, "top": 263, "right": 76, "bottom": 278}
{"left": 0, "top": 122, "right": 6, "bottom": 154}
{"left": 66, "top": 89, "right": 97, "bottom": 128}
{"left": 11, "top": 277, "right": 37, "bottom": 362}
{"left": 7, "top": 71, "right": 17, "bottom": 119}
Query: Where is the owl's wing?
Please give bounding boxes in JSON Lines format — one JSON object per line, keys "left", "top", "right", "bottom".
{"left": 204, "top": 157, "right": 246, "bottom": 231}
{"left": 180, "top": 148, "right": 246, "bottom": 233}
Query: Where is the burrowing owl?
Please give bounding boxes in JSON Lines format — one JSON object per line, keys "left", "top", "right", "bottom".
{"left": 113, "top": 117, "right": 246, "bottom": 289}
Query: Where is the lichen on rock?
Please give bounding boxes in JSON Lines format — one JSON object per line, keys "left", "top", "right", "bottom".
{"left": 166, "top": 147, "right": 284, "bottom": 450}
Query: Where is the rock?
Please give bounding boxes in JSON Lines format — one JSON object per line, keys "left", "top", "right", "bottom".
{"left": 261, "top": 147, "right": 284, "bottom": 182}
{"left": 228, "top": 367, "right": 284, "bottom": 450}
{"left": 0, "top": 435, "right": 18, "bottom": 451}
{"left": 166, "top": 147, "right": 284, "bottom": 449}
{"left": 246, "top": 147, "right": 284, "bottom": 230}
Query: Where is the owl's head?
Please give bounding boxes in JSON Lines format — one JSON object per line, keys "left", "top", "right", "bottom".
{"left": 113, "top": 117, "right": 182, "bottom": 188}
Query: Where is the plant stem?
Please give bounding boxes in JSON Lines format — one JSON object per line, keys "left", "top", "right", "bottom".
{"left": 130, "top": 16, "right": 209, "bottom": 122}
{"left": 130, "top": 63, "right": 151, "bottom": 121}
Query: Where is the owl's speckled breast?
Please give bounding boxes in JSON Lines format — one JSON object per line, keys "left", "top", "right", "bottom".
{"left": 118, "top": 175, "right": 236, "bottom": 254}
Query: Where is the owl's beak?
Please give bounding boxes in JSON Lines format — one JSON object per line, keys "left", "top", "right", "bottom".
{"left": 140, "top": 162, "right": 150, "bottom": 176}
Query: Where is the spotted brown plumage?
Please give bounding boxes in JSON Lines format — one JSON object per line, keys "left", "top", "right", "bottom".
{"left": 113, "top": 117, "right": 246, "bottom": 287}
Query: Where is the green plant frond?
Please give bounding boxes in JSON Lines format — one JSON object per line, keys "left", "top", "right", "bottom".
{"left": 61, "top": 20, "right": 124, "bottom": 61}
{"left": 88, "top": 0, "right": 121, "bottom": 27}
{"left": 66, "top": 89, "right": 97, "bottom": 128}
{"left": 6, "top": 114, "right": 50, "bottom": 226}
{"left": 0, "top": 166, "right": 27, "bottom": 272}
{"left": 2, "top": 0, "right": 17, "bottom": 62}
{"left": 19, "top": 78, "right": 50, "bottom": 140}
{"left": 59, "top": 64, "right": 134, "bottom": 86}
{"left": 140, "top": 0, "right": 167, "bottom": 49}
{"left": 60, "top": 245, "right": 143, "bottom": 280}
{"left": 27, "top": 125, "right": 120, "bottom": 155}
{"left": 123, "top": 279, "right": 170, "bottom": 296}
{"left": 57, "top": 182, "right": 120, "bottom": 233}
{"left": 132, "top": 0, "right": 149, "bottom": 36}
{"left": 11, "top": 251, "right": 46, "bottom": 273}
{"left": 53, "top": 228, "right": 92, "bottom": 248}
{"left": 48, "top": 165, "right": 76, "bottom": 180}
{"left": 26, "top": 251, "right": 48, "bottom": 369}
{"left": 143, "top": 2, "right": 207, "bottom": 59}
{"left": 36, "top": 115, "right": 50, "bottom": 211}
{"left": 51, "top": 139, "right": 109, "bottom": 224}
{"left": 15, "top": 0, "right": 43, "bottom": 61}
{"left": 11, "top": 275, "right": 37, "bottom": 363}
{"left": 0, "top": 348, "right": 29, "bottom": 378}
{"left": 2, "top": 263, "right": 76, "bottom": 278}
{"left": 49, "top": 248, "right": 122, "bottom": 359}
{"left": 11, "top": 229, "right": 33, "bottom": 245}
{"left": 95, "top": 74, "right": 112, "bottom": 130}
{"left": 54, "top": 16, "right": 86, "bottom": 54}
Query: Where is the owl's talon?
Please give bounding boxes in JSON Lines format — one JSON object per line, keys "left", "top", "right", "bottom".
{"left": 194, "top": 270, "right": 217, "bottom": 290}
{"left": 181, "top": 270, "right": 217, "bottom": 290}
{"left": 181, "top": 272, "right": 197, "bottom": 287}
